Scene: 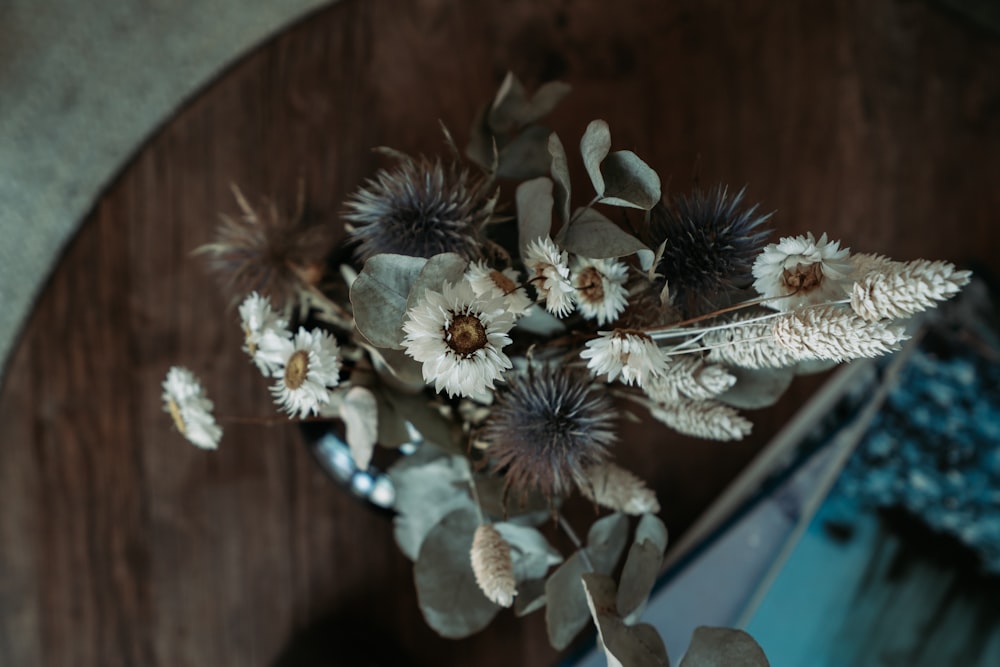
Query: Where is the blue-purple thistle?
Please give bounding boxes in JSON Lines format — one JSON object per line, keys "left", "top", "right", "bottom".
{"left": 649, "top": 185, "right": 772, "bottom": 317}
{"left": 479, "top": 365, "right": 617, "bottom": 503}
{"left": 343, "top": 155, "right": 494, "bottom": 263}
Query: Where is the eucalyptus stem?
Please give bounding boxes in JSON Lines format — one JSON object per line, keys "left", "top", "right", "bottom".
{"left": 558, "top": 513, "right": 595, "bottom": 572}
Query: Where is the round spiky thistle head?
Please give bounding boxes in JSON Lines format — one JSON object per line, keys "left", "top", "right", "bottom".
{"left": 649, "top": 185, "right": 772, "bottom": 317}
{"left": 199, "top": 184, "right": 334, "bottom": 309}
{"left": 478, "top": 365, "right": 617, "bottom": 504}
{"left": 343, "top": 154, "right": 496, "bottom": 263}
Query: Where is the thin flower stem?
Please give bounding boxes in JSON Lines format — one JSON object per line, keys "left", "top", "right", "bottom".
{"left": 646, "top": 297, "right": 852, "bottom": 342}
{"left": 660, "top": 335, "right": 775, "bottom": 357}
{"left": 557, "top": 513, "right": 595, "bottom": 571}
{"left": 466, "top": 472, "right": 487, "bottom": 525}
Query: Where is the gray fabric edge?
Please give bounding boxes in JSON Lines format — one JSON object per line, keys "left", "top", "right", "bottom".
{"left": 0, "top": 0, "right": 336, "bottom": 381}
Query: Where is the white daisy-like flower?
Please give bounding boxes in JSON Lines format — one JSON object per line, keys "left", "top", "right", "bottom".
{"left": 238, "top": 292, "right": 291, "bottom": 374}
{"left": 580, "top": 329, "right": 666, "bottom": 387}
{"left": 465, "top": 260, "right": 533, "bottom": 316}
{"left": 266, "top": 327, "right": 342, "bottom": 418}
{"left": 571, "top": 256, "right": 629, "bottom": 325}
{"left": 752, "top": 232, "right": 853, "bottom": 311}
{"left": 162, "top": 366, "right": 222, "bottom": 450}
{"left": 402, "top": 279, "right": 516, "bottom": 399}
{"left": 523, "top": 237, "right": 576, "bottom": 317}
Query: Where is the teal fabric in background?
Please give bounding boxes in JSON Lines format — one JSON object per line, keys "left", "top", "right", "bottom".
{"left": 0, "top": 0, "right": 335, "bottom": 380}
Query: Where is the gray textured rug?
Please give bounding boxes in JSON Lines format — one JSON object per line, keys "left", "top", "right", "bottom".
{"left": 0, "top": 0, "right": 334, "bottom": 380}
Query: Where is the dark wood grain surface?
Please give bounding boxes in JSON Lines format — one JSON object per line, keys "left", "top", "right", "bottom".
{"left": 2, "top": 1, "right": 998, "bottom": 665}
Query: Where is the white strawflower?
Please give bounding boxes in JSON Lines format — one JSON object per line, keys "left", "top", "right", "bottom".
{"left": 644, "top": 357, "right": 737, "bottom": 403}
{"left": 162, "top": 366, "right": 222, "bottom": 450}
{"left": 580, "top": 462, "right": 660, "bottom": 515}
{"left": 572, "top": 257, "right": 629, "bottom": 325}
{"left": 772, "top": 305, "right": 908, "bottom": 362}
{"left": 402, "top": 279, "right": 516, "bottom": 399}
{"left": 851, "top": 259, "right": 971, "bottom": 321}
{"left": 752, "top": 232, "right": 853, "bottom": 311}
{"left": 650, "top": 398, "right": 752, "bottom": 441}
{"left": 266, "top": 327, "right": 343, "bottom": 418}
{"left": 470, "top": 524, "right": 517, "bottom": 608}
{"left": 580, "top": 330, "right": 666, "bottom": 387}
{"left": 703, "top": 314, "right": 798, "bottom": 369}
{"left": 238, "top": 291, "right": 291, "bottom": 374}
{"left": 465, "top": 260, "right": 533, "bottom": 316}
{"left": 523, "top": 237, "right": 576, "bottom": 317}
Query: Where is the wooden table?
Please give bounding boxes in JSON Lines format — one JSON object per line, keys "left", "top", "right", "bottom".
{"left": 2, "top": 1, "right": 998, "bottom": 664}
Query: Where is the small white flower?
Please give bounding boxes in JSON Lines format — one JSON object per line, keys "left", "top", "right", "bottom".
{"left": 402, "top": 279, "right": 516, "bottom": 399}
{"left": 267, "top": 327, "right": 342, "bottom": 418}
{"left": 162, "top": 366, "right": 222, "bottom": 449}
{"left": 580, "top": 330, "right": 666, "bottom": 387}
{"left": 752, "top": 232, "right": 853, "bottom": 311}
{"left": 238, "top": 292, "right": 291, "bottom": 374}
{"left": 523, "top": 237, "right": 576, "bottom": 317}
{"left": 465, "top": 260, "right": 533, "bottom": 316}
{"left": 571, "top": 257, "right": 629, "bottom": 325}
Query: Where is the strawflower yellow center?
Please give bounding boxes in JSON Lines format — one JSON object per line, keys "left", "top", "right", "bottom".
{"left": 490, "top": 270, "right": 517, "bottom": 294}
{"left": 243, "top": 326, "right": 257, "bottom": 355}
{"left": 447, "top": 314, "right": 488, "bottom": 356}
{"left": 781, "top": 262, "right": 824, "bottom": 293}
{"left": 285, "top": 350, "right": 310, "bottom": 389}
{"left": 167, "top": 399, "right": 187, "bottom": 435}
{"left": 576, "top": 267, "right": 605, "bottom": 304}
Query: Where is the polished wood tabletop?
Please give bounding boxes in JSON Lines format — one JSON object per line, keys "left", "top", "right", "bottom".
{"left": 2, "top": 1, "right": 998, "bottom": 665}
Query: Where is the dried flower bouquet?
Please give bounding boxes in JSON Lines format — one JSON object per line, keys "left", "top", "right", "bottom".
{"left": 162, "top": 73, "right": 970, "bottom": 664}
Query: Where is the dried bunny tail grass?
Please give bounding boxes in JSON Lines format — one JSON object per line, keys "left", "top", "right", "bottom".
{"left": 470, "top": 524, "right": 517, "bottom": 608}
{"left": 850, "top": 252, "right": 898, "bottom": 280}
{"left": 773, "top": 305, "right": 908, "bottom": 362}
{"left": 644, "top": 356, "right": 736, "bottom": 403}
{"left": 703, "top": 314, "right": 798, "bottom": 369}
{"left": 851, "top": 259, "right": 972, "bottom": 321}
{"left": 650, "top": 398, "right": 752, "bottom": 441}
{"left": 579, "top": 462, "right": 660, "bottom": 515}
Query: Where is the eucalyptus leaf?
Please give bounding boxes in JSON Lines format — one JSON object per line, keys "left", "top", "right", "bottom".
{"left": 581, "top": 119, "right": 612, "bottom": 197}
{"left": 414, "top": 507, "right": 501, "bottom": 638}
{"left": 514, "top": 577, "right": 548, "bottom": 617}
{"left": 560, "top": 207, "right": 655, "bottom": 270}
{"left": 544, "top": 551, "right": 592, "bottom": 650}
{"left": 795, "top": 358, "right": 839, "bottom": 375}
{"left": 465, "top": 104, "right": 494, "bottom": 170}
{"left": 495, "top": 522, "right": 563, "bottom": 582}
{"left": 388, "top": 455, "right": 474, "bottom": 560}
{"left": 497, "top": 125, "right": 554, "bottom": 180}
{"left": 405, "top": 253, "right": 469, "bottom": 313}
{"left": 383, "top": 391, "right": 460, "bottom": 454}
{"left": 635, "top": 513, "right": 669, "bottom": 552}
{"left": 351, "top": 254, "right": 427, "bottom": 349}
{"left": 366, "top": 345, "right": 425, "bottom": 391}
{"left": 617, "top": 540, "right": 662, "bottom": 622}
{"left": 516, "top": 177, "right": 554, "bottom": 258}
{"left": 513, "top": 305, "right": 567, "bottom": 337}
{"left": 373, "top": 391, "right": 411, "bottom": 449}
{"left": 339, "top": 386, "right": 378, "bottom": 470}
{"left": 715, "top": 365, "right": 795, "bottom": 410}
{"left": 489, "top": 72, "right": 572, "bottom": 133}
{"left": 679, "top": 627, "right": 770, "bottom": 667}
{"left": 582, "top": 573, "right": 670, "bottom": 667}
{"left": 586, "top": 512, "right": 629, "bottom": 574}
{"left": 548, "top": 132, "right": 572, "bottom": 223}
{"left": 601, "top": 150, "right": 662, "bottom": 210}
